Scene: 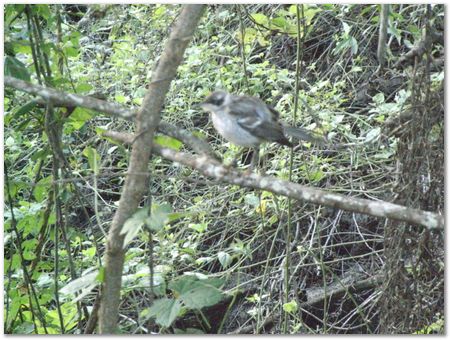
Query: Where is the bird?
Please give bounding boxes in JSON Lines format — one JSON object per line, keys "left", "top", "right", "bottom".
{"left": 199, "top": 91, "right": 325, "bottom": 170}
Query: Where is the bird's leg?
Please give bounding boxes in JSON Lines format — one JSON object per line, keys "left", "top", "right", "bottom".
{"left": 260, "top": 147, "right": 266, "bottom": 176}
{"left": 249, "top": 146, "right": 260, "bottom": 172}
{"left": 229, "top": 148, "right": 245, "bottom": 168}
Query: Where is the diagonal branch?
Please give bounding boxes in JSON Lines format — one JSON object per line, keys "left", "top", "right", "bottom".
{"left": 105, "top": 130, "right": 444, "bottom": 231}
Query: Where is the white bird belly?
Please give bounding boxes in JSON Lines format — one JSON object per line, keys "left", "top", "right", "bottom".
{"left": 211, "top": 112, "right": 260, "bottom": 147}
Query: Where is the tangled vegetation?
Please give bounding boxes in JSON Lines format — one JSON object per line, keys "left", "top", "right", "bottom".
{"left": 4, "top": 4, "right": 444, "bottom": 334}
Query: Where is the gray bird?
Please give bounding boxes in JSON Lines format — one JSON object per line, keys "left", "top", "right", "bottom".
{"left": 199, "top": 91, "right": 324, "bottom": 169}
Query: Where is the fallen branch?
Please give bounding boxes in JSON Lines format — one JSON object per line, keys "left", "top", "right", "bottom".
{"left": 104, "top": 131, "right": 444, "bottom": 231}
{"left": 228, "top": 274, "right": 383, "bottom": 334}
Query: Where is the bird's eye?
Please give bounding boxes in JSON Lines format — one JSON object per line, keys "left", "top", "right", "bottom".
{"left": 208, "top": 95, "right": 223, "bottom": 106}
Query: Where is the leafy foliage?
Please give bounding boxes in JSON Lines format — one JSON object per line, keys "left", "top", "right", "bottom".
{"left": 4, "top": 3, "right": 443, "bottom": 335}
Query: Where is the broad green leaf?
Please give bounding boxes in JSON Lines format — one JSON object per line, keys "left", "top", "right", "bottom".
{"left": 283, "top": 300, "right": 298, "bottom": 313}
{"left": 153, "top": 5, "right": 166, "bottom": 20}
{"left": 63, "top": 46, "right": 79, "bottom": 57}
{"left": 154, "top": 135, "right": 183, "bottom": 151}
{"left": 34, "top": 4, "right": 51, "bottom": 20}
{"left": 169, "top": 276, "right": 224, "bottom": 309}
{"left": 67, "top": 107, "right": 94, "bottom": 130}
{"left": 14, "top": 322, "right": 34, "bottom": 334}
{"left": 217, "top": 251, "right": 232, "bottom": 269}
{"left": 5, "top": 136, "right": 15, "bottom": 147}
{"left": 178, "top": 282, "right": 223, "bottom": 309}
{"left": 4, "top": 56, "right": 30, "bottom": 81}
{"left": 114, "top": 94, "right": 128, "bottom": 104}
{"left": 304, "top": 7, "right": 321, "bottom": 25}
{"left": 96, "top": 267, "right": 105, "bottom": 283}
{"left": 75, "top": 83, "right": 93, "bottom": 93}
{"left": 271, "top": 17, "right": 287, "bottom": 30}
{"left": 147, "top": 298, "right": 182, "bottom": 328}
{"left": 251, "top": 13, "right": 269, "bottom": 26}
{"left": 23, "top": 251, "right": 36, "bottom": 260}
{"left": 121, "top": 208, "right": 148, "bottom": 247}
{"left": 147, "top": 202, "right": 173, "bottom": 232}
{"left": 342, "top": 21, "right": 351, "bottom": 34}
{"left": 307, "top": 169, "right": 325, "bottom": 182}
{"left": 169, "top": 275, "right": 198, "bottom": 295}
{"left": 17, "top": 214, "right": 41, "bottom": 237}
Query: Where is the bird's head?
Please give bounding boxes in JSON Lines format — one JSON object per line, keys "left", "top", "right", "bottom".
{"left": 199, "top": 91, "right": 228, "bottom": 112}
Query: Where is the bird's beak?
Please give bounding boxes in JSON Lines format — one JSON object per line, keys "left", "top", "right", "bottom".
{"left": 197, "top": 102, "right": 215, "bottom": 112}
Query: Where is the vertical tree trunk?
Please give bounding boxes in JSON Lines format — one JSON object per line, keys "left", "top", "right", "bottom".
{"left": 98, "top": 5, "right": 205, "bottom": 333}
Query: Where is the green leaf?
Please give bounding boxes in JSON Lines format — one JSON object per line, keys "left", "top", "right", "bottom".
{"left": 304, "top": 6, "right": 321, "bottom": 25}
{"left": 283, "top": 300, "right": 298, "bottom": 313}
{"left": 364, "top": 127, "right": 381, "bottom": 143}
{"left": 307, "top": 169, "right": 325, "bottom": 182}
{"left": 34, "top": 4, "right": 51, "bottom": 20}
{"left": 12, "top": 100, "right": 38, "bottom": 118}
{"left": 154, "top": 135, "right": 183, "bottom": 151}
{"left": 251, "top": 13, "right": 269, "bottom": 26}
{"left": 147, "top": 298, "right": 182, "bottom": 328}
{"left": 372, "top": 92, "right": 385, "bottom": 105}
{"left": 96, "top": 266, "right": 105, "bottom": 283}
{"left": 5, "top": 136, "right": 15, "bottom": 147}
{"left": 121, "top": 208, "right": 149, "bottom": 247}
{"left": 82, "top": 147, "right": 100, "bottom": 174}
{"left": 4, "top": 56, "right": 30, "bottom": 81}
{"left": 14, "top": 322, "right": 35, "bottom": 334}
{"left": 60, "top": 269, "right": 99, "bottom": 302}
{"left": 244, "top": 193, "right": 260, "bottom": 207}
{"left": 342, "top": 21, "right": 351, "bottom": 35}
{"left": 350, "top": 36, "right": 358, "bottom": 55}
{"left": 179, "top": 282, "right": 223, "bottom": 309}
{"left": 75, "top": 83, "right": 93, "bottom": 93}
{"left": 147, "top": 202, "right": 173, "bottom": 232}
{"left": 271, "top": 17, "right": 288, "bottom": 30}
{"left": 114, "top": 94, "right": 128, "bottom": 104}
{"left": 188, "top": 222, "right": 208, "bottom": 233}
{"left": 169, "top": 276, "right": 224, "bottom": 309}
{"left": 153, "top": 5, "right": 167, "bottom": 20}
{"left": 67, "top": 107, "right": 94, "bottom": 130}
{"left": 17, "top": 214, "right": 41, "bottom": 237}
{"left": 217, "top": 251, "right": 232, "bottom": 269}
{"left": 64, "top": 46, "right": 79, "bottom": 58}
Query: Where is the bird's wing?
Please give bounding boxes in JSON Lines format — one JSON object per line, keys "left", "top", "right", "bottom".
{"left": 236, "top": 114, "right": 292, "bottom": 147}
{"left": 229, "top": 96, "right": 273, "bottom": 120}
{"left": 267, "top": 104, "right": 281, "bottom": 120}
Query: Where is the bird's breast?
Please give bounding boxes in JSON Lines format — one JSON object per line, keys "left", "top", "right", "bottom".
{"left": 211, "top": 112, "right": 261, "bottom": 147}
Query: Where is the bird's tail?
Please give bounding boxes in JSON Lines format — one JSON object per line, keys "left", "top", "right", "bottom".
{"left": 283, "top": 126, "right": 327, "bottom": 146}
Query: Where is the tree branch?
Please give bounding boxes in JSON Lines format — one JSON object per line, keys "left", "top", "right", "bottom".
{"left": 4, "top": 76, "right": 217, "bottom": 158}
{"left": 104, "top": 130, "right": 444, "bottom": 231}
{"left": 5, "top": 75, "right": 136, "bottom": 120}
